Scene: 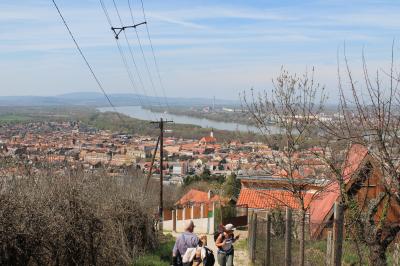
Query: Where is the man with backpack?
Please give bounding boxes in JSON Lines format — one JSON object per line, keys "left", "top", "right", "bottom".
{"left": 181, "top": 234, "right": 215, "bottom": 266}
{"left": 172, "top": 220, "right": 199, "bottom": 266}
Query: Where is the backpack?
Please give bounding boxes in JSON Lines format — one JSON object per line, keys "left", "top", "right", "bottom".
{"left": 213, "top": 231, "right": 224, "bottom": 243}
{"left": 203, "top": 247, "right": 215, "bottom": 266}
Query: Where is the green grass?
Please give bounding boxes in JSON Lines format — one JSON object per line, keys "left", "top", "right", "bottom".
{"left": 235, "top": 238, "right": 248, "bottom": 251}
{"left": 134, "top": 254, "right": 169, "bottom": 266}
{"left": 0, "top": 114, "right": 30, "bottom": 123}
{"left": 250, "top": 238, "right": 396, "bottom": 266}
{"left": 305, "top": 240, "right": 395, "bottom": 266}
{"left": 134, "top": 234, "right": 175, "bottom": 266}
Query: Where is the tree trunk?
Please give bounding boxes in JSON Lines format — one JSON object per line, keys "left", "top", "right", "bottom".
{"left": 370, "top": 243, "right": 388, "bottom": 266}
{"left": 285, "top": 207, "right": 292, "bottom": 266}
{"left": 332, "top": 202, "right": 344, "bottom": 266}
{"left": 299, "top": 209, "right": 305, "bottom": 266}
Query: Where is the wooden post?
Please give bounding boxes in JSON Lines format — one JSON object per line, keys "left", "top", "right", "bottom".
{"left": 326, "top": 230, "right": 333, "bottom": 266}
{"left": 249, "top": 209, "right": 254, "bottom": 224}
{"left": 254, "top": 213, "right": 258, "bottom": 262}
{"left": 250, "top": 212, "right": 258, "bottom": 263}
{"left": 332, "top": 202, "right": 344, "bottom": 266}
{"left": 159, "top": 118, "right": 164, "bottom": 232}
{"left": 212, "top": 202, "right": 216, "bottom": 234}
{"left": 150, "top": 118, "right": 172, "bottom": 232}
{"left": 285, "top": 207, "right": 292, "bottom": 266}
{"left": 172, "top": 210, "right": 176, "bottom": 232}
{"left": 265, "top": 212, "right": 271, "bottom": 266}
{"left": 248, "top": 211, "right": 254, "bottom": 256}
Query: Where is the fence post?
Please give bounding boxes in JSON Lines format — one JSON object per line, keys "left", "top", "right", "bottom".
{"left": 212, "top": 202, "right": 216, "bottom": 234}
{"left": 326, "top": 229, "right": 333, "bottom": 266}
{"left": 265, "top": 212, "right": 271, "bottom": 266}
{"left": 250, "top": 212, "right": 258, "bottom": 263}
{"left": 200, "top": 203, "right": 204, "bottom": 219}
{"left": 183, "top": 207, "right": 186, "bottom": 220}
{"left": 285, "top": 207, "right": 292, "bottom": 266}
{"left": 172, "top": 210, "right": 176, "bottom": 232}
{"left": 248, "top": 211, "right": 254, "bottom": 256}
{"left": 332, "top": 202, "right": 344, "bottom": 266}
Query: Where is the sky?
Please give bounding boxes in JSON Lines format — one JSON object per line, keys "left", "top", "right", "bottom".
{"left": 1, "top": 0, "right": 400, "bottom": 101}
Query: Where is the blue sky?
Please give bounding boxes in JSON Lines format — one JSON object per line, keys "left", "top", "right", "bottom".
{"left": 1, "top": 0, "right": 400, "bottom": 101}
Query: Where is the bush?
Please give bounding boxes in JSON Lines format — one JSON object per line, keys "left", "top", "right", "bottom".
{"left": 0, "top": 172, "right": 158, "bottom": 265}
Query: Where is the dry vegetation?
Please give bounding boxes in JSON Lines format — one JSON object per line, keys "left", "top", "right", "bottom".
{"left": 0, "top": 168, "right": 161, "bottom": 265}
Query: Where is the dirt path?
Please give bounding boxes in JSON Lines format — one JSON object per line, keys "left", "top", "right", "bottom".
{"left": 168, "top": 230, "right": 250, "bottom": 266}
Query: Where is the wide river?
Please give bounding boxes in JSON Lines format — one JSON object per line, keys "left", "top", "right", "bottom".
{"left": 98, "top": 106, "right": 280, "bottom": 133}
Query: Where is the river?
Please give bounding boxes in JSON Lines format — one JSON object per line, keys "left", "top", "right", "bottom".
{"left": 98, "top": 106, "right": 280, "bottom": 133}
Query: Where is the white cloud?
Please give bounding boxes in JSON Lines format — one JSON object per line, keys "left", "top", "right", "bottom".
{"left": 0, "top": 0, "right": 398, "bottom": 99}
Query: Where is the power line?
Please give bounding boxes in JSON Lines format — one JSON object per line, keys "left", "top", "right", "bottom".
{"left": 112, "top": 0, "right": 163, "bottom": 110}
{"left": 99, "top": 0, "right": 113, "bottom": 27}
{"left": 115, "top": 39, "right": 150, "bottom": 117}
{"left": 126, "top": 0, "right": 164, "bottom": 108}
{"left": 137, "top": 0, "right": 171, "bottom": 111}
{"left": 51, "top": 0, "right": 123, "bottom": 122}
{"left": 99, "top": 0, "right": 155, "bottom": 120}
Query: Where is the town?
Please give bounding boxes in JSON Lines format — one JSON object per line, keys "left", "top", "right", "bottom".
{"left": 2, "top": 0, "right": 400, "bottom": 265}
{"left": 2, "top": 117, "right": 399, "bottom": 265}
{"left": 0, "top": 120, "right": 276, "bottom": 182}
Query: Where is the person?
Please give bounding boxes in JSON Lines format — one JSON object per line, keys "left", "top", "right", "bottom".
{"left": 213, "top": 224, "right": 225, "bottom": 242}
{"left": 198, "top": 235, "right": 215, "bottom": 266}
{"left": 215, "top": 224, "right": 239, "bottom": 266}
{"left": 183, "top": 234, "right": 215, "bottom": 266}
{"left": 172, "top": 220, "right": 199, "bottom": 266}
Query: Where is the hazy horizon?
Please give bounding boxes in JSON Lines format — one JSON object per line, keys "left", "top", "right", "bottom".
{"left": 1, "top": 0, "right": 400, "bottom": 102}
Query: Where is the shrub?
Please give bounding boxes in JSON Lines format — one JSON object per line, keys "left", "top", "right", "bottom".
{"left": 0, "top": 171, "right": 158, "bottom": 265}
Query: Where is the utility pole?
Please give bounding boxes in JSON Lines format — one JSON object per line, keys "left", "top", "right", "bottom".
{"left": 151, "top": 118, "right": 173, "bottom": 231}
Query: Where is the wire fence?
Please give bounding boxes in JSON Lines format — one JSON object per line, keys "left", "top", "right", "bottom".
{"left": 249, "top": 209, "right": 331, "bottom": 266}
{"left": 213, "top": 203, "right": 249, "bottom": 232}
{"left": 247, "top": 208, "right": 400, "bottom": 266}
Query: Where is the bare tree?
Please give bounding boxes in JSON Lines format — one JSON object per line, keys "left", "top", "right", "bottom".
{"left": 317, "top": 46, "right": 400, "bottom": 265}
{"left": 242, "top": 67, "right": 331, "bottom": 266}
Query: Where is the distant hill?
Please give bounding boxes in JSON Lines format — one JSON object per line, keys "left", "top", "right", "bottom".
{"left": 0, "top": 92, "right": 239, "bottom": 107}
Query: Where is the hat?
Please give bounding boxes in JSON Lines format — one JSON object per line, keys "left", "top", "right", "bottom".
{"left": 224, "top": 224, "right": 236, "bottom": 231}
{"left": 184, "top": 220, "right": 195, "bottom": 230}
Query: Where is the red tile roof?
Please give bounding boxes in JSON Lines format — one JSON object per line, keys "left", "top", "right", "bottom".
{"left": 272, "top": 169, "right": 304, "bottom": 179}
{"left": 237, "top": 188, "right": 313, "bottom": 210}
{"left": 176, "top": 189, "right": 225, "bottom": 206}
{"left": 342, "top": 144, "right": 369, "bottom": 180}
{"left": 309, "top": 144, "right": 368, "bottom": 238}
{"left": 199, "top": 136, "right": 217, "bottom": 144}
